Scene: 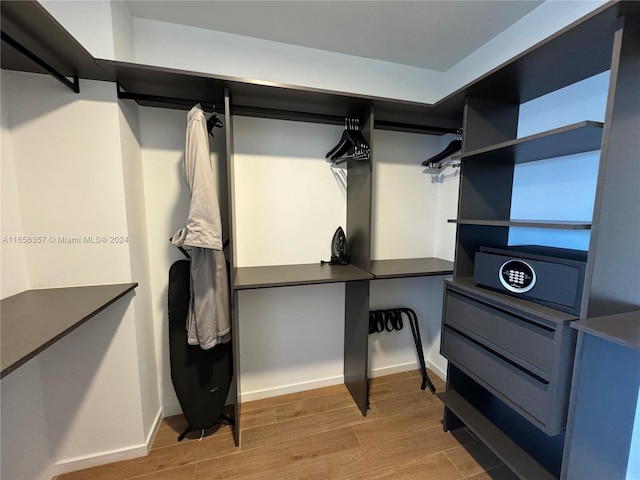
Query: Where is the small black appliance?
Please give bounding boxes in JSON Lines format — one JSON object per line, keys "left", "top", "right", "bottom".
{"left": 322, "top": 226, "right": 350, "bottom": 265}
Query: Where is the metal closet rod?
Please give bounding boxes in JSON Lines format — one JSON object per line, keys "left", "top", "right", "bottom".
{"left": 116, "top": 87, "right": 224, "bottom": 112}
{"left": 116, "top": 86, "right": 459, "bottom": 135}
{"left": 1, "top": 31, "right": 80, "bottom": 94}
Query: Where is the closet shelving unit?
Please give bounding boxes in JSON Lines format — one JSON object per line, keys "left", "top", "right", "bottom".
{"left": 438, "top": 2, "right": 640, "bottom": 480}
{"left": 2, "top": 1, "right": 637, "bottom": 474}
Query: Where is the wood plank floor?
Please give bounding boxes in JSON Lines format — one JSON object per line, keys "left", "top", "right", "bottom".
{"left": 56, "top": 370, "right": 518, "bottom": 480}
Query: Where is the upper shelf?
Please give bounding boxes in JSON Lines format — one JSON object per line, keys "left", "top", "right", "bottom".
{"left": 461, "top": 121, "right": 604, "bottom": 164}
{"left": 102, "top": 59, "right": 460, "bottom": 133}
{"left": 0, "top": 1, "right": 625, "bottom": 130}
{"left": 1, "top": 283, "right": 138, "bottom": 379}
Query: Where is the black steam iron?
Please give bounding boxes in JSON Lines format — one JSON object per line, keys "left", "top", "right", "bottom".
{"left": 321, "top": 227, "right": 350, "bottom": 265}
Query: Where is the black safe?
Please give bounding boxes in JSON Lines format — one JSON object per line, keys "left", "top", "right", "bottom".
{"left": 474, "top": 245, "right": 588, "bottom": 315}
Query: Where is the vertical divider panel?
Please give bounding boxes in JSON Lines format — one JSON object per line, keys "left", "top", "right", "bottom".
{"left": 346, "top": 108, "right": 373, "bottom": 271}
{"left": 582, "top": 13, "right": 640, "bottom": 319}
{"left": 344, "top": 279, "right": 371, "bottom": 416}
{"left": 344, "top": 107, "right": 374, "bottom": 415}
{"left": 224, "top": 88, "right": 241, "bottom": 447}
{"left": 453, "top": 98, "right": 518, "bottom": 279}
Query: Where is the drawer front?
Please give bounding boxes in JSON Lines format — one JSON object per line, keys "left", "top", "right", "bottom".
{"left": 442, "top": 326, "right": 553, "bottom": 430}
{"left": 445, "top": 290, "right": 555, "bottom": 374}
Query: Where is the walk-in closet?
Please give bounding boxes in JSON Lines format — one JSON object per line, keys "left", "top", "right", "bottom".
{"left": 1, "top": 2, "right": 638, "bottom": 479}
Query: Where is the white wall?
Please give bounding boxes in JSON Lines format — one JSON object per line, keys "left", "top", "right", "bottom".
{"left": 233, "top": 117, "right": 346, "bottom": 267}
{"left": 1, "top": 79, "right": 30, "bottom": 298}
{"left": 0, "top": 71, "right": 159, "bottom": 479}
{"left": 4, "top": 73, "right": 131, "bottom": 287}
{"left": 509, "top": 71, "right": 610, "bottom": 251}
{"left": 118, "top": 99, "right": 160, "bottom": 438}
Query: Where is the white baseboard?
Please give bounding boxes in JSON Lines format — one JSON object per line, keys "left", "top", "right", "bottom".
{"left": 162, "top": 364, "right": 447, "bottom": 412}
{"left": 369, "top": 360, "right": 446, "bottom": 383}
{"left": 240, "top": 375, "right": 345, "bottom": 402}
{"left": 162, "top": 403, "right": 184, "bottom": 418}
{"left": 50, "top": 410, "right": 163, "bottom": 478}
{"left": 145, "top": 409, "right": 164, "bottom": 451}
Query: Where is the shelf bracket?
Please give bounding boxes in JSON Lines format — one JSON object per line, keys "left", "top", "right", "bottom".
{"left": 1, "top": 31, "right": 80, "bottom": 94}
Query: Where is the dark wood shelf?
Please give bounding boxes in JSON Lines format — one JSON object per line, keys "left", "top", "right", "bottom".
{"left": 0, "top": 1, "right": 110, "bottom": 81}
{"left": 100, "top": 59, "right": 460, "bottom": 132}
{"left": 369, "top": 257, "right": 453, "bottom": 279}
{"left": 461, "top": 121, "right": 604, "bottom": 164}
{"left": 1, "top": 283, "right": 138, "bottom": 379}
{"left": 233, "top": 263, "right": 372, "bottom": 290}
{"left": 572, "top": 310, "right": 640, "bottom": 351}
{"left": 1, "top": 2, "right": 623, "bottom": 133}
{"left": 437, "top": 3, "right": 618, "bottom": 107}
{"left": 438, "top": 390, "right": 556, "bottom": 480}
{"left": 448, "top": 219, "right": 592, "bottom": 229}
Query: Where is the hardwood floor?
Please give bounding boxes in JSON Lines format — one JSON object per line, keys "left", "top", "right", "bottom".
{"left": 56, "top": 370, "right": 517, "bottom": 480}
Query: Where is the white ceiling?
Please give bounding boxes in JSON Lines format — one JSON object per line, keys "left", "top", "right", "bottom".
{"left": 124, "top": 1, "right": 543, "bottom": 72}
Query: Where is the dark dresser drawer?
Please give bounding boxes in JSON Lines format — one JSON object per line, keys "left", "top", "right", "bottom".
{"left": 444, "top": 290, "right": 555, "bottom": 375}
{"left": 440, "top": 280, "right": 579, "bottom": 435}
{"left": 442, "top": 326, "right": 551, "bottom": 428}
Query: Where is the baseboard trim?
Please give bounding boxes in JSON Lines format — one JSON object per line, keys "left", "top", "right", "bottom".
{"left": 369, "top": 360, "right": 446, "bottom": 382}
{"left": 162, "top": 363, "right": 447, "bottom": 411}
{"left": 240, "top": 375, "right": 345, "bottom": 403}
{"left": 50, "top": 410, "right": 163, "bottom": 478}
{"left": 145, "top": 409, "right": 163, "bottom": 452}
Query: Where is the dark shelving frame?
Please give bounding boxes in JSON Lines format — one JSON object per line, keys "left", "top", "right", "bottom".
{"left": 440, "top": 4, "right": 640, "bottom": 480}
{"left": 2, "top": 0, "right": 636, "bottom": 469}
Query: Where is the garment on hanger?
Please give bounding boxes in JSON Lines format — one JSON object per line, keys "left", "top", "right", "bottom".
{"left": 171, "top": 105, "right": 230, "bottom": 349}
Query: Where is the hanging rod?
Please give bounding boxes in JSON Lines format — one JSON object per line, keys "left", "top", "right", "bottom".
{"left": 229, "top": 105, "right": 459, "bottom": 135}
{"left": 1, "top": 31, "right": 80, "bottom": 94}
{"left": 117, "top": 86, "right": 224, "bottom": 112}
{"left": 375, "top": 120, "right": 458, "bottom": 136}
{"left": 116, "top": 85, "right": 459, "bottom": 135}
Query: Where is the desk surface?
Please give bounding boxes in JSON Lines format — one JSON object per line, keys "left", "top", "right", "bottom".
{"left": 233, "top": 263, "right": 372, "bottom": 290}
{"left": 369, "top": 258, "right": 453, "bottom": 279}
{"left": 1, "top": 283, "right": 138, "bottom": 378}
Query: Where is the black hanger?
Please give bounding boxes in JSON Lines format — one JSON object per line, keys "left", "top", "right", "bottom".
{"left": 327, "top": 118, "right": 370, "bottom": 164}
{"left": 421, "top": 139, "right": 461, "bottom": 168}
{"left": 206, "top": 110, "right": 223, "bottom": 137}
{"left": 170, "top": 238, "right": 191, "bottom": 259}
